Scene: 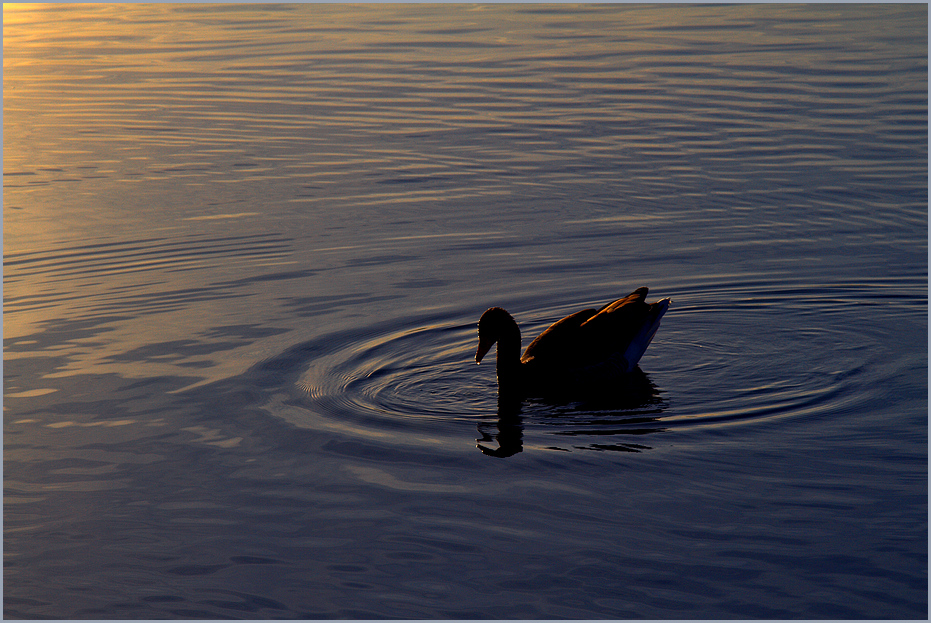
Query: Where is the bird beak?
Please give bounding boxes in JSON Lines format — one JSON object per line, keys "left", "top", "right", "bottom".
{"left": 475, "top": 338, "right": 493, "bottom": 364}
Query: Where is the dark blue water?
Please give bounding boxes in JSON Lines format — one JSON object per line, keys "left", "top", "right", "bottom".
{"left": 4, "top": 4, "right": 927, "bottom": 619}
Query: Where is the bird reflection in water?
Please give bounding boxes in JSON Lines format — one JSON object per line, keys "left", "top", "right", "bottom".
{"left": 476, "top": 405, "right": 524, "bottom": 458}
{"left": 476, "top": 367, "right": 667, "bottom": 457}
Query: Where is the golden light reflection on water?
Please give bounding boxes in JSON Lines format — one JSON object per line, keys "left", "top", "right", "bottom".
{"left": 3, "top": 6, "right": 927, "bottom": 617}
{"left": 4, "top": 2, "right": 924, "bottom": 391}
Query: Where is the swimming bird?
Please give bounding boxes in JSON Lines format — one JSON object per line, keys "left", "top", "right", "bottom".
{"left": 475, "top": 287, "right": 670, "bottom": 397}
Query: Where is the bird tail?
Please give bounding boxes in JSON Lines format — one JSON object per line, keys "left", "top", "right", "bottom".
{"left": 621, "top": 297, "right": 671, "bottom": 371}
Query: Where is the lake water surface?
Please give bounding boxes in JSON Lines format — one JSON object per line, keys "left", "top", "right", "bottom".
{"left": 4, "top": 4, "right": 928, "bottom": 619}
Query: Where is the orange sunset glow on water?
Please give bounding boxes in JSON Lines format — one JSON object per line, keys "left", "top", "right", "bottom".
{"left": 4, "top": 4, "right": 927, "bottom": 618}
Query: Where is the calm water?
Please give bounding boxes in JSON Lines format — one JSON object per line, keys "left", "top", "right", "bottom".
{"left": 4, "top": 4, "right": 927, "bottom": 619}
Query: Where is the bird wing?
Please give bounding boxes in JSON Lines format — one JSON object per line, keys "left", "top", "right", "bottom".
{"left": 519, "top": 287, "right": 669, "bottom": 374}
{"left": 520, "top": 307, "right": 597, "bottom": 364}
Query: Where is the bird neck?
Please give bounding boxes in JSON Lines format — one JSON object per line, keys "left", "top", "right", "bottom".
{"left": 494, "top": 320, "right": 523, "bottom": 391}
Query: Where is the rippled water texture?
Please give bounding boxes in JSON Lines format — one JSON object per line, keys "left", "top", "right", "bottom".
{"left": 4, "top": 4, "right": 927, "bottom": 619}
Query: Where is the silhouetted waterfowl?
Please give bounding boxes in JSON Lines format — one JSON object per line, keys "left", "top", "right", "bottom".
{"left": 475, "top": 287, "right": 670, "bottom": 396}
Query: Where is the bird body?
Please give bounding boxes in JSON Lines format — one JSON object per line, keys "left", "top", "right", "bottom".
{"left": 475, "top": 287, "right": 670, "bottom": 396}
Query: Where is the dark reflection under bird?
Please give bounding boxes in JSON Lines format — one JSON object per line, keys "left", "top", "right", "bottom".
{"left": 476, "top": 367, "right": 668, "bottom": 457}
